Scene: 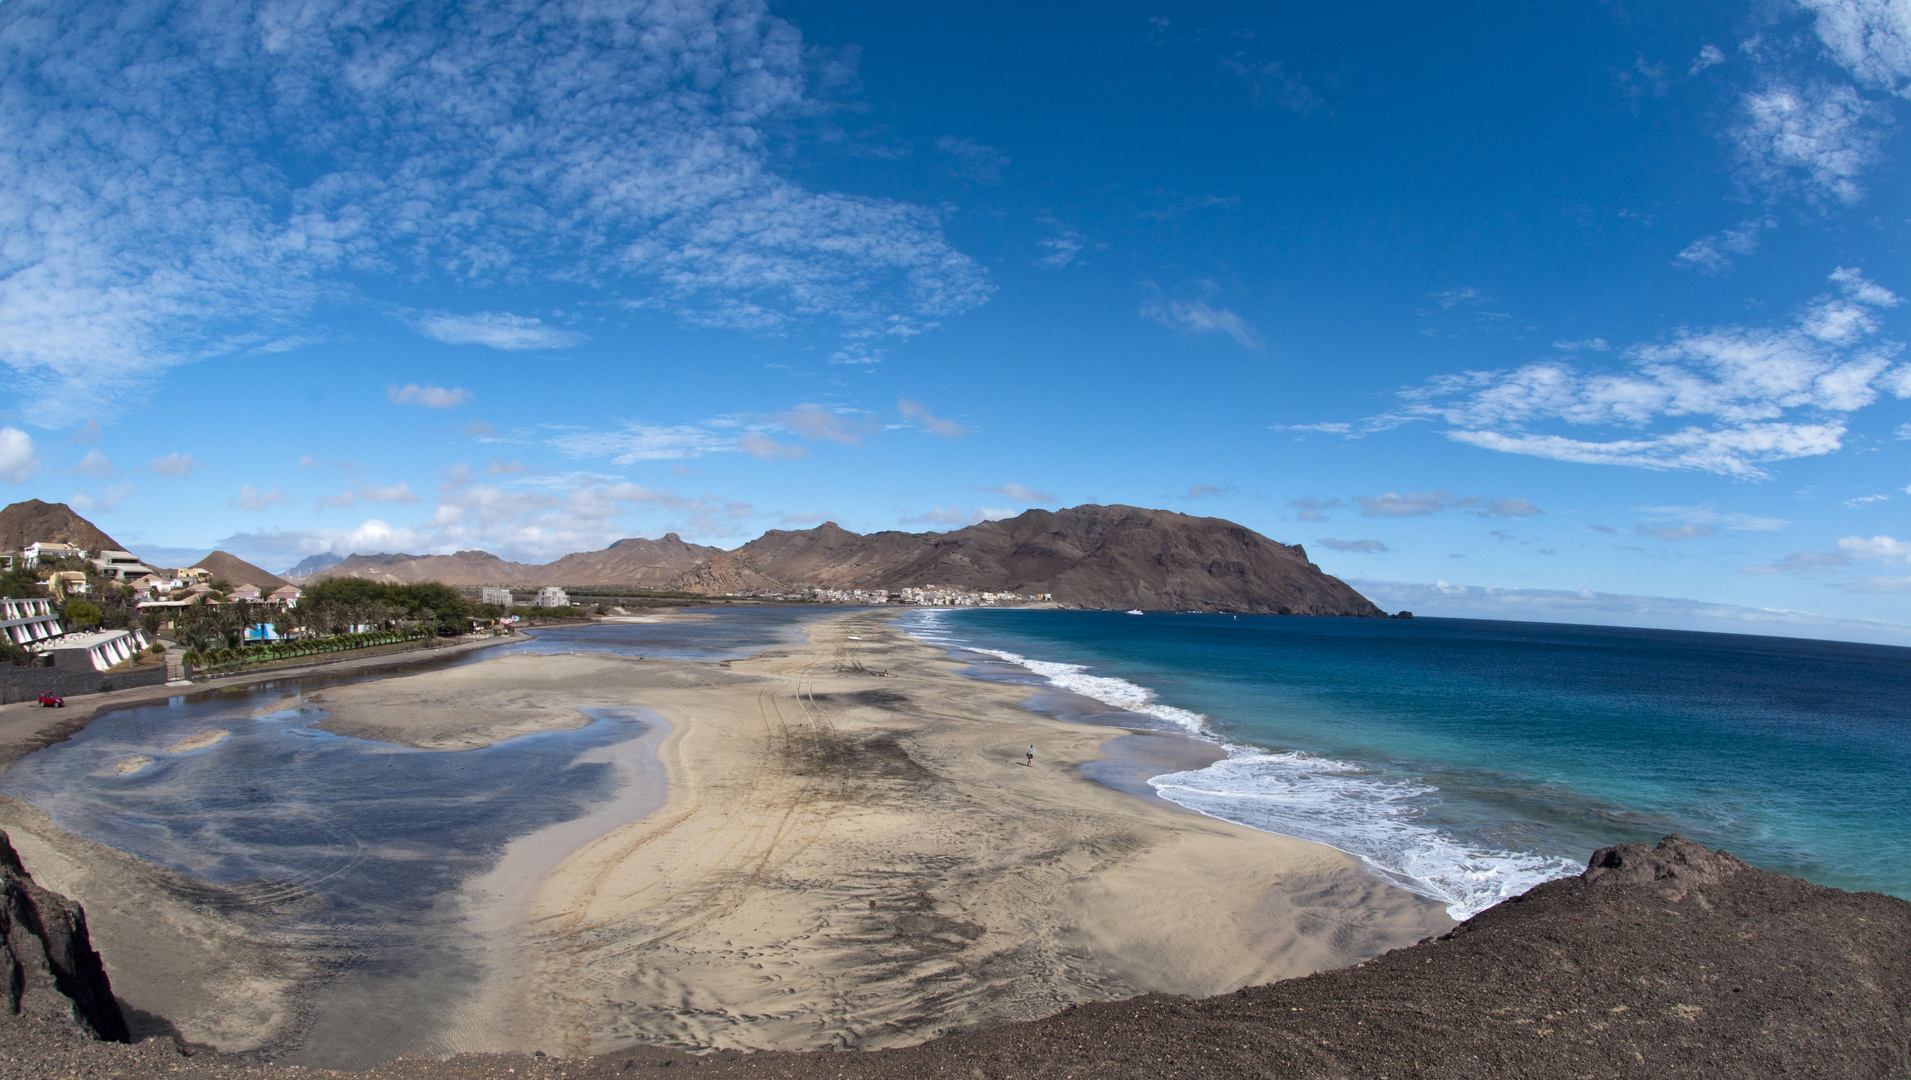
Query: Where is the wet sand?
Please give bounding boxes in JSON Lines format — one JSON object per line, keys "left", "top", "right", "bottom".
{"left": 313, "top": 610, "right": 1452, "bottom": 1058}
{"left": 0, "top": 611, "right": 1453, "bottom": 1063}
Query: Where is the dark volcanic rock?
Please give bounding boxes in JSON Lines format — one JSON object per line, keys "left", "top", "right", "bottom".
{"left": 677, "top": 504, "right": 1384, "bottom": 615}
{"left": 7, "top": 837, "right": 1906, "bottom": 1078}
{"left": 0, "top": 832, "right": 127, "bottom": 1043}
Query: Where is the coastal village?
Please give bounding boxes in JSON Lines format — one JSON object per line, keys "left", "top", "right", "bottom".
{"left": 0, "top": 501, "right": 1070, "bottom": 706}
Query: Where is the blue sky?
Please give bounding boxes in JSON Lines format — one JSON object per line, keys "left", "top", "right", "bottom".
{"left": 3, "top": 0, "right": 1910, "bottom": 642}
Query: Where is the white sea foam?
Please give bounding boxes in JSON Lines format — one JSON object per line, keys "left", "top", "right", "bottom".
{"left": 905, "top": 611, "right": 1208, "bottom": 733}
{"left": 1149, "top": 752, "right": 1581, "bottom": 919}
{"left": 899, "top": 609, "right": 1583, "bottom": 920}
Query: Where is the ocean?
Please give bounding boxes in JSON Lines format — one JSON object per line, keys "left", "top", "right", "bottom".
{"left": 900, "top": 609, "right": 1911, "bottom": 919}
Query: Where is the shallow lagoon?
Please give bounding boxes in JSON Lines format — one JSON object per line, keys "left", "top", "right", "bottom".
{"left": 0, "top": 606, "right": 835, "bottom": 1067}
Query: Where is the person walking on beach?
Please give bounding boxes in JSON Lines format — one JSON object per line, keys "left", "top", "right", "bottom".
{"left": 1026, "top": 745, "right": 1035, "bottom": 768}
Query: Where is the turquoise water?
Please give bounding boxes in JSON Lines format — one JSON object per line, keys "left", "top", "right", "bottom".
{"left": 903, "top": 609, "right": 1911, "bottom": 918}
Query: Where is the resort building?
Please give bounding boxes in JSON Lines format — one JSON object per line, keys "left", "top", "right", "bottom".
{"left": 535, "top": 586, "right": 569, "bottom": 608}
{"left": 228, "top": 583, "right": 263, "bottom": 602}
{"left": 269, "top": 585, "right": 303, "bottom": 608}
{"left": 34, "top": 627, "right": 152, "bottom": 673}
{"left": 481, "top": 587, "right": 513, "bottom": 607}
{"left": 1, "top": 597, "right": 64, "bottom": 648}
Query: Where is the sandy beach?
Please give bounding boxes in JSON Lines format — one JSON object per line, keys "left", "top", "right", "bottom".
{"left": 312, "top": 610, "right": 1452, "bottom": 1058}
{"left": 0, "top": 610, "right": 1453, "bottom": 1063}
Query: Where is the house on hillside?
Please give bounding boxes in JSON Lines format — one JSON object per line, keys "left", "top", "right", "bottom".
{"left": 23, "top": 542, "right": 84, "bottom": 567}
{"left": 228, "top": 583, "right": 263, "bottom": 602}
{"left": 91, "top": 550, "right": 155, "bottom": 581}
{"left": 535, "top": 586, "right": 569, "bottom": 608}
{"left": 269, "top": 585, "right": 302, "bottom": 608}
{"left": 44, "top": 571, "right": 88, "bottom": 599}
{"left": 175, "top": 567, "right": 212, "bottom": 584}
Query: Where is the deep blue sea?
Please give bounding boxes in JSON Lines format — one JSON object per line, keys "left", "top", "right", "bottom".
{"left": 901, "top": 609, "right": 1911, "bottom": 919}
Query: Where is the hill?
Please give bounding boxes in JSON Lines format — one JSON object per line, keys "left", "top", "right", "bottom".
{"left": 0, "top": 500, "right": 123, "bottom": 554}
{"left": 190, "top": 551, "right": 289, "bottom": 592}
{"left": 285, "top": 552, "right": 344, "bottom": 578}
{"left": 536, "top": 534, "right": 722, "bottom": 586}
{"left": 674, "top": 504, "right": 1383, "bottom": 615}
{"left": 294, "top": 535, "right": 719, "bottom": 588}
{"left": 299, "top": 550, "right": 535, "bottom": 586}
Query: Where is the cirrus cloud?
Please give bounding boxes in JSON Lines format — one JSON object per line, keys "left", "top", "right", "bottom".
{"left": 0, "top": 0, "right": 990, "bottom": 422}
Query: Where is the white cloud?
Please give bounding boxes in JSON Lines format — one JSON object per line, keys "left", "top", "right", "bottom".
{"left": 1359, "top": 491, "right": 1452, "bottom": 517}
{"left": 1690, "top": 44, "right": 1726, "bottom": 75}
{"left": 1036, "top": 220, "right": 1087, "bottom": 268}
{"left": 1141, "top": 291, "right": 1261, "bottom": 350}
{"left": 233, "top": 484, "right": 289, "bottom": 511}
{"left": 1839, "top": 533, "right": 1911, "bottom": 559}
{"left": 1638, "top": 523, "right": 1715, "bottom": 540}
{"left": 148, "top": 453, "right": 201, "bottom": 478}
{"left": 1732, "top": 80, "right": 1887, "bottom": 206}
{"left": 1221, "top": 56, "right": 1322, "bottom": 114}
{"left": 1376, "top": 268, "right": 1907, "bottom": 477}
{"left": 784, "top": 403, "right": 877, "bottom": 445}
{"left": 1800, "top": 0, "right": 1911, "bottom": 97}
{"left": 388, "top": 384, "right": 474, "bottom": 409}
{"left": 1184, "top": 483, "right": 1231, "bottom": 499}
{"left": 900, "top": 506, "right": 1015, "bottom": 529}
{"left": 361, "top": 482, "right": 421, "bottom": 504}
{"left": 1463, "top": 497, "right": 1543, "bottom": 518}
{"left": 1349, "top": 578, "right": 1911, "bottom": 646}
{"left": 1676, "top": 218, "right": 1772, "bottom": 274}
{"left": 1319, "top": 538, "right": 1387, "bottom": 553}
{"left": 935, "top": 137, "right": 1010, "bottom": 183}
{"left": 69, "top": 481, "right": 132, "bottom": 513}
{"left": 71, "top": 449, "right": 114, "bottom": 478}
{"left": 1287, "top": 497, "right": 1339, "bottom": 521}
{"left": 1635, "top": 505, "right": 1789, "bottom": 532}
{"left": 738, "top": 434, "right": 809, "bottom": 461}
{"left": 0, "top": 0, "right": 989, "bottom": 421}
{"left": 549, "top": 422, "right": 740, "bottom": 463}
{"left": 980, "top": 483, "right": 1054, "bottom": 502}
{"left": 897, "top": 399, "right": 970, "bottom": 439}
{"left": 1551, "top": 338, "right": 1610, "bottom": 352}
{"left": 413, "top": 312, "right": 586, "bottom": 351}
{"left": 1742, "top": 550, "right": 1851, "bottom": 575}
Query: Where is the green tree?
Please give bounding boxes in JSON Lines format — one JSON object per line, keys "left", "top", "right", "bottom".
{"left": 62, "top": 599, "right": 102, "bottom": 628}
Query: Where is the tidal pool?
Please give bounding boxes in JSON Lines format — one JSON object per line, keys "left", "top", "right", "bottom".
{"left": 1, "top": 683, "right": 663, "bottom": 1067}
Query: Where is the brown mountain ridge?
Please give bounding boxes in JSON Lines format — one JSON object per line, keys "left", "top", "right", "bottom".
{"left": 299, "top": 504, "right": 1383, "bottom": 615}
{"left": 0, "top": 500, "right": 124, "bottom": 555}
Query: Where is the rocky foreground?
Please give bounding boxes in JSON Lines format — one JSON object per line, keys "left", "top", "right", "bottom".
{"left": 2, "top": 835, "right": 1906, "bottom": 1079}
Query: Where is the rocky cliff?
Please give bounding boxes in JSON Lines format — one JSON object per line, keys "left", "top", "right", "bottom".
{"left": 675, "top": 505, "right": 1384, "bottom": 615}
{"left": 0, "top": 831, "right": 127, "bottom": 1043}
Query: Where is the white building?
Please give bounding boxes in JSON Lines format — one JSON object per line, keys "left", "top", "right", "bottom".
{"left": 534, "top": 586, "right": 569, "bottom": 608}
{"left": 90, "top": 550, "right": 155, "bottom": 581}
{"left": 1, "top": 597, "right": 64, "bottom": 648}
{"left": 480, "top": 587, "right": 513, "bottom": 607}
{"left": 36, "top": 628, "right": 152, "bottom": 672}
{"left": 22, "top": 542, "right": 84, "bottom": 568}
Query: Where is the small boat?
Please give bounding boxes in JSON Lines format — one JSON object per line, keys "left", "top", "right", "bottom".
{"left": 1125, "top": 609, "right": 1143, "bottom": 615}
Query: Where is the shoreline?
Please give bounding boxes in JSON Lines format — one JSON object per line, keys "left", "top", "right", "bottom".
{"left": 0, "top": 608, "right": 1453, "bottom": 1066}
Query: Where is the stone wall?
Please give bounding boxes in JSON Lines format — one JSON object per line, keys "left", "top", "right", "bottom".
{"left": 0, "top": 663, "right": 169, "bottom": 705}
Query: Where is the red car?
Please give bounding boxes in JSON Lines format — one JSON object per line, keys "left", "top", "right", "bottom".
{"left": 37, "top": 693, "right": 63, "bottom": 708}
